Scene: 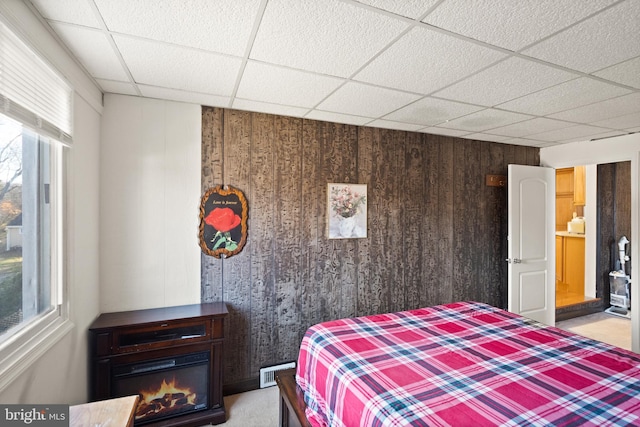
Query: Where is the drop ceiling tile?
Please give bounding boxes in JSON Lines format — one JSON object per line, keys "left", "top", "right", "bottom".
{"left": 522, "top": 1, "right": 640, "bottom": 73}
{"left": 497, "top": 78, "right": 632, "bottom": 116}
{"left": 367, "top": 120, "right": 425, "bottom": 132}
{"left": 592, "top": 112, "right": 640, "bottom": 130}
{"left": 531, "top": 141, "right": 560, "bottom": 148}
{"left": 49, "top": 23, "right": 128, "bottom": 81}
{"left": 94, "top": 0, "right": 262, "bottom": 56}
{"left": 420, "top": 127, "right": 470, "bottom": 137}
{"left": 235, "top": 62, "right": 345, "bottom": 108}
{"left": 354, "top": 26, "right": 506, "bottom": 94}
{"left": 305, "top": 110, "right": 372, "bottom": 126}
{"left": 383, "top": 97, "right": 484, "bottom": 126}
{"left": 439, "top": 109, "right": 533, "bottom": 132}
{"left": 113, "top": 36, "right": 242, "bottom": 96}
{"left": 594, "top": 56, "right": 640, "bottom": 89}
{"left": 561, "top": 130, "right": 629, "bottom": 143}
{"left": 316, "top": 82, "right": 421, "bottom": 118}
{"left": 423, "top": 0, "right": 616, "bottom": 51}
{"left": 250, "top": 0, "right": 408, "bottom": 77}
{"left": 139, "top": 85, "right": 230, "bottom": 107}
{"left": 30, "top": 0, "right": 100, "bottom": 28}
{"left": 96, "top": 79, "right": 138, "bottom": 95}
{"left": 354, "top": 0, "right": 440, "bottom": 19}
{"left": 233, "top": 99, "right": 309, "bottom": 118}
{"left": 487, "top": 118, "right": 573, "bottom": 137}
{"left": 433, "top": 57, "right": 576, "bottom": 106}
{"left": 548, "top": 93, "right": 640, "bottom": 123}
{"left": 464, "top": 133, "right": 510, "bottom": 142}
{"left": 527, "top": 124, "right": 613, "bottom": 142}
{"left": 501, "top": 137, "right": 547, "bottom": 147}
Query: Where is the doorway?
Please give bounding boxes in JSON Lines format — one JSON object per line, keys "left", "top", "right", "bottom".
{"left": 553, "top": 162, "right": 632, "bottom": 338}
{"left": 540, "top": 136, "right": 639, "bottom": 353}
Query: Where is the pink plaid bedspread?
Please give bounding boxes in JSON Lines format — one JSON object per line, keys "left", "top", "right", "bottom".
{"left": 296, "top": 302, "right": 640, "bottom": 426}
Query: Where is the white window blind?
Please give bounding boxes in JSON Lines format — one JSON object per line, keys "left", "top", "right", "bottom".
{"left": 0, "top": 20, "right": 72, "bottom": 143}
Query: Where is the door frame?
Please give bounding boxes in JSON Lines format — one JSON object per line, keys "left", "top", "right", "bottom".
{"left": 540, "top": 133, "right": 639, "bottom": 353}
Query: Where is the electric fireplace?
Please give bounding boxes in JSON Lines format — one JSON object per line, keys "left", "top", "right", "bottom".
{"left": 113, "top": 352, "right": 209, "bottom": 425}
{"left": 89, "top": 303, "right": 228, "bottom": 427}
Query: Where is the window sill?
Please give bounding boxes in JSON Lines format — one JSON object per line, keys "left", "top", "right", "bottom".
{"left": 0, "top": 312, "right": 74, "bottom": 393}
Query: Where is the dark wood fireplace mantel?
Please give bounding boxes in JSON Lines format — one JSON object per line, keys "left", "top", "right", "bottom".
{"left": 89, "top": 302, "right": 228, "bottom": 427}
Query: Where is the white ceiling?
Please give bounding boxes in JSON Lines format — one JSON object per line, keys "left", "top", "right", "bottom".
{"left": 26, "top": 0, "right": 640, "bottom": 147}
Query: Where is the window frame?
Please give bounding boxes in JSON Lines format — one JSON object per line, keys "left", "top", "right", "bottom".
{"left": 0, "top": 130, "right": 71, "bottom": 392}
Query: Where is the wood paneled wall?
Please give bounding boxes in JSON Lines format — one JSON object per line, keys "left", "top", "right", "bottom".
{"left": 597, "top": 161, "right": 632, "bottom": 306}
{"left": 201, "top": 107, "right": 539, "bottom": 390}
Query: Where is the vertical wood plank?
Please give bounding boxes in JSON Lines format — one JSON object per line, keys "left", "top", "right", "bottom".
{"left": 363, "top": 128, "right": 397, "bottom": 314}
{"left": 300, "top": 119, "right": 323, "bottom": 330}
{"left": 356, "top": 127, "right": 375, "bottom": 316}
{"left": 597, "top": 163, "right": 616, "bottom": 305}
{"left": 487, "top": 144, "right": 508, "bottom": 309}
{"left": 221, "top": 109, "right": 253, "bottom": 383}
{"left": 479, "top": 141, "right": 505, "bottom": 307}
{"left": 249, "top": 112, "right": 276, "bottom": 377}
{"left": 301, "top": 120, "right": 327, "bottom": 324}
{"left": 436, "top": 136, "right": 455, "bottom": 305}
{"left": 452, "top": 139, "right": 480, "bottom": 302}
{"left": 273, "top": 115, "right": 305, "bottom": 363}
{"left": 386, "top": 130, "right": 406, "bottom": 313}
{"left": 403, "top": 131, "right": 425, "bottom": 309}
{"left": 311, "top": 120, "right": 334, "bottom": 322}
{"left": 615, "top": 162, "right": 632, "bottom": 248}
{"left": 420, "top": 134, "right": 440, "bottom": 307}
{"left": 334, "top": 124, "right": 359, "bottom": 320}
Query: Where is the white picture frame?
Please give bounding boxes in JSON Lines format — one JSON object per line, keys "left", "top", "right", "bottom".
{"left": 327, "top": 183, "right": 367, "bottom": 239}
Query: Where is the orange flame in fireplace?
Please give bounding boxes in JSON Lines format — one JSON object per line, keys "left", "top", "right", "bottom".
{"left": 135, "top": 377, "right": 197, "bottom": 420}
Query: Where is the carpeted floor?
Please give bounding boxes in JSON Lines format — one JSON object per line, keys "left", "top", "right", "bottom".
{"left": 555, "top": 311, "right": 631, "bottom": 350}
{"left": 218, "top": 385, "right": 279, "bottom": 426}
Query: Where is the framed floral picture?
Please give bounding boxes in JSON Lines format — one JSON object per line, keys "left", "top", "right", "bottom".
{"left": 327, "top": 183, "right": 367, "bottom": 239}
{"left": 199, "top": 185, "right": 248, "bottom": 258}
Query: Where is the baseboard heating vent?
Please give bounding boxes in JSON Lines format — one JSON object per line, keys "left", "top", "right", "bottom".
{"left": 260, "top": 362, "right": 296, "bottom": 388}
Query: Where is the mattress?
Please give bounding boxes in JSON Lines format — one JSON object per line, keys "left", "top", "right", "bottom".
{"left": 296, "top": 301, "right": 640, "bottom": 426}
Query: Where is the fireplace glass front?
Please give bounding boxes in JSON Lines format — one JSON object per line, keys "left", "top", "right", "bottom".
{"left": 112, "top": 352, "right": 210, "bottom": 425}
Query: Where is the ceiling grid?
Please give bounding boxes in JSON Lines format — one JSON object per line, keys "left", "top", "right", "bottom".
{"left": 25, "top": 0, "right": 640, "bottom": 147}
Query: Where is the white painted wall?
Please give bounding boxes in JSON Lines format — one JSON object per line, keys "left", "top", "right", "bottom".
{"left": 584, "top": 164, "right": 597, "bottom": 298}
{"left": 99, "top": 94, "right": 201, "bottom": 313}
{"left": 541, "top": 133, "right": 640, "bottom": 352}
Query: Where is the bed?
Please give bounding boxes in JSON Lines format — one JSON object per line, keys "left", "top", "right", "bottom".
{"left": 281, "top": 301, "right": 640, "bottom": 426}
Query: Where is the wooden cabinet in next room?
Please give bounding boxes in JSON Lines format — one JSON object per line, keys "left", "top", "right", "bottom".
{"left": 556, "top": 234, "right": 585, "bottom": 297}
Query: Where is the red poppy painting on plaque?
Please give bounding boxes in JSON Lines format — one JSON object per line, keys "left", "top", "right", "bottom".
{"left": 199, "top": 185, "right": 248, "bottom": 258}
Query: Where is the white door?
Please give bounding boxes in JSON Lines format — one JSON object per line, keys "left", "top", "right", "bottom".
{"left": 507, "top": 164, "right": 555, "bottom": 325}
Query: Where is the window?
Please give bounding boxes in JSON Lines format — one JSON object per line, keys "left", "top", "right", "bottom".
{"left": 0, "top": 114, "right": 60, "bottom": 340}
{"left": 0, "top": 17, "right": 72, "bottom": 389}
